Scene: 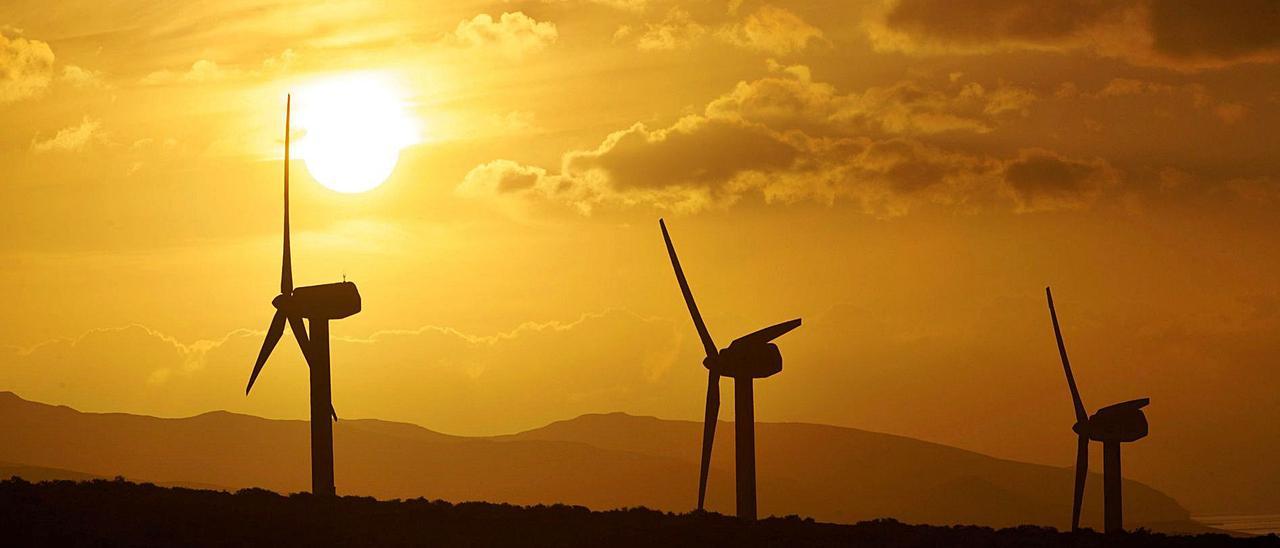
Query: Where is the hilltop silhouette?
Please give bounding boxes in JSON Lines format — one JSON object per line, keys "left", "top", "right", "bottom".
{"left": 0, "top": 391, "right": 1204, "bottom": 532}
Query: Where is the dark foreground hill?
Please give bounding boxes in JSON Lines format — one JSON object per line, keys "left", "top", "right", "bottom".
{"left": 2, "top": 479, "right": 1271, "bottom": 548}
{"left": 0, "top": 391, "right": 1195, "bottom": 531}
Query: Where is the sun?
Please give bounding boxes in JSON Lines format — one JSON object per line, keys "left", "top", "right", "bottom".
{"left": 293, "top": 74, "right": 417, "bottom": 193}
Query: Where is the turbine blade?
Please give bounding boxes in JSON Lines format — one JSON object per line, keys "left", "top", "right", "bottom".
{"left": 1046, "top": 287, "right": 1088, "bottom": 423}
{"left": 696, "top": 370, "right": 720, "bottom": 511}
{"left": 287, "top": 314, "right": 310, "bottom": 364}
{"left": 281, "top": 94, "right": 293, "bottom": 295}
{"left": 659, "top": 219, "right": 718, "bottom": 358}
{"left": 731, "top": 318, "right": 802, "bottom": 347}
{"left": 1072, "top": 433, "right": 1089, "bottom": 532}
{"left": 246, "top": 311, "right": 287, "bottom": 394}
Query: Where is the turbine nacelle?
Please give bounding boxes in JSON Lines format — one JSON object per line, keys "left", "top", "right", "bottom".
{"left": 281, "top": 281, "right": 362, "bottom": 320}
{"left": 703, "top": 319, "right": 802, "bottom": 379}
{"left": 706, "top": 342, "right": 781, "bottom": 379}
{"left": 1078, "top": 398, "right": 1149, "bottom": 443}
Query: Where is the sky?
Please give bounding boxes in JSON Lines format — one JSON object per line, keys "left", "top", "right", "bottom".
{"left": 2, "top": 0, "right": 1280, "bottom": 515}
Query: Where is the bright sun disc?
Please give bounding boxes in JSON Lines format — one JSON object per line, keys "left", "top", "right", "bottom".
{"left": 294, "top": 74, "right": 416, "bottom": 193}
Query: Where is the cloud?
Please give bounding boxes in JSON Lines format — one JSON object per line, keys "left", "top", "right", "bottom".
{"left": 875, "top": 0, "right": 1123, "bottom": 51}
{"left": 31, "top": 117, "right": 102, "bottom": 153}
{"left": 59, "top": 65, "right": 104, "bottom": 88}
{"left": 260, "top": 48, "right": 297, "bottom": 72}
{"left": 717, "top": 5, "right": 825, "bottom": 55}
{"left": 869, "top": 0, "right": 1280, "bottom": 70}
{"left": 1224, "top": 176, "right": 1280, "bottom": 205}
{"left": 489, "top": 110, "right": 538, "bottom": 133}
{"left": 595, "top": 0, "right": 647, "bottom": 9}
{"left": 618, "top": 5, "right": 822, "bottom": 55}
{"left": 458, "top": 119, "right": 1001, "bottom": 217}
{"left": 140, "top": 59, "right": 238, "bottom": 85}
{"left": 1056, "top": 77, "right": 1250, "bottom": 124}
{"left": 1002, "top": 149, "right": 1118, "bottom": 212}
{"left": 1092, "top": 77, "right": 1179, "bottom": 98}
{"left": 706, "top": 63, "right": 1037, "bottom": 135}
{"left": 1213, "top": 102, "right": 1248, "bottom": 124}
{"left": 632, "top": 8, "right": 706, "bottom": 51}
{"left": 458, "top": 159, "right": 550, "bottom": 196}
{"left": 457, "top": 65, "right": 1104, "bottom": 216}
{"left": 139, "top": 50, "right": 295, "bottom": 86}
{"left": 0, "top": 311, "right": 687, "bottom": 435}
{"left": 0, "top": 31, "right": 55, "bottom": 103}
{"left": 565, "top": 117, "right": 800, "bottom": 191}
{"left": 460, "top": 116, "right": 814, "bottom": 215}
{"left": 545, "top": 0, "right": 648, "bottom": 10}
{"left": 451, "top": 12, "right": 558, "bottom": 58}
{"left": 1148, "top": 0, "right": 1280, "bottom": 65}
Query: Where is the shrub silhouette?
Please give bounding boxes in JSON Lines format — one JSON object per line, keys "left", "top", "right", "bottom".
{"left": 0, "top": 478, "right": 1272, "bottom": 547}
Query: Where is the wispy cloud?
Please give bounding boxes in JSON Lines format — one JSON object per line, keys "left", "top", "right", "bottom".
{"left": 31, "top": 117, "right": 102, "bottom": 153}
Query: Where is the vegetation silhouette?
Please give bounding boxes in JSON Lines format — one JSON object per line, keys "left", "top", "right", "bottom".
{"left": 1047, "top": 287, "right": 1151, "bottom": 533}
{"left": 660, "top": 219, "right": 801, "bottom": 520}
{"left": 245, "top": 95, "right": 361, "bottom": 497}
{"left": 2, "top": 478, "right": 1270, "bottom": 548}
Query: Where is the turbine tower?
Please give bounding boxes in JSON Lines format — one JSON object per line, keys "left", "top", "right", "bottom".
{"left": 245, "top": 95, "right": 362, "bottom": 497}
{"left": 660, "top": 219, "right": 801, "bottom": 521}
{"left": 1046, "top": 287, "right": 1148, "bottom": 533}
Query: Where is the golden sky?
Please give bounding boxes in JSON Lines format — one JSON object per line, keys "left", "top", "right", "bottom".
{"left": 2, "top": 0, "right": 1279, "bottom": 514}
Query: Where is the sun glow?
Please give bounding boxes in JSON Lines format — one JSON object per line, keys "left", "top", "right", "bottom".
{"left": 293, "top": 74, "right": 417, "bottom": 193}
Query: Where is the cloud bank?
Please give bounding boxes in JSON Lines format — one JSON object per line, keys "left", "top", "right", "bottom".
{"left": 870, "top": 0, "right": 1280, "bottom": 70}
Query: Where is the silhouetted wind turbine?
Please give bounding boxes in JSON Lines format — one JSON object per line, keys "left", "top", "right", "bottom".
{"left": 660, "top": 219, "right": 801, "bottom": 521}
{"left": 1046, "top": 287, "right": 1148, "bottom": 533}
{"left": 245, "top": 95, "right": 362, "bottom": 497}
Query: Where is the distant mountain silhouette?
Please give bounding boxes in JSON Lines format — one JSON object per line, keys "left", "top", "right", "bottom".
{"left": 0, "top": 462, "right": 98, "bottom": 483}
{"left": 0, "top": 392, "right": 1200, "bottom": 532}
{"left": 0, "top": 462, "right": 227, "bottom": 491}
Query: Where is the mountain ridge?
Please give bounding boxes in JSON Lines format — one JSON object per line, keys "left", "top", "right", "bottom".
{"left": 0, "top": 390, "right": 1196, "bottom": 532}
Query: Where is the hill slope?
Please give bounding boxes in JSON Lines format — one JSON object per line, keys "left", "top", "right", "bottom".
{"left": 0, "top": 392, "right": 1191, "bottom": 531}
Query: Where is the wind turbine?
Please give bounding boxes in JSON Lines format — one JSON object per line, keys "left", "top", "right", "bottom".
{"left": 660, "top": 219, "right": 801, "bottom": 521}
{"left": 245, "top": 95, "right": 362, "bottom": 497}
{"left": 1046, "top": 287, "right": 1148, "bottom": 533}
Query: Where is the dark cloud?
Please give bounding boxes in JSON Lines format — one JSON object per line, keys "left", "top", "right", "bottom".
{"left": 1148, "top": 0, "right": 1280, "bottom": 62}
{"left": 564, "top": 117, "right": 800, "bottom": 190}
{"left": 1003, "top": 149, "right": 1117, "bottom": 212}
{"left": 459, "top": 67, "right": 1103, "bottom": 215}
{"left": 706, "top": 63, "right": 1036, "bottom": 136}
{"left": 861, "top": 139, "right": 990, "bottom": 193}
{"left": 873, "top": 0, "right": 1280, "bottom": 70}
{"left": 883, "top": 0, "right": 1119, "bottom": 46}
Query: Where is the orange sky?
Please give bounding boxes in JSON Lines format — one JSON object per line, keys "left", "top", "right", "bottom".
{"left": 2, "top": 0, "right": 1279, "bottom": 515}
